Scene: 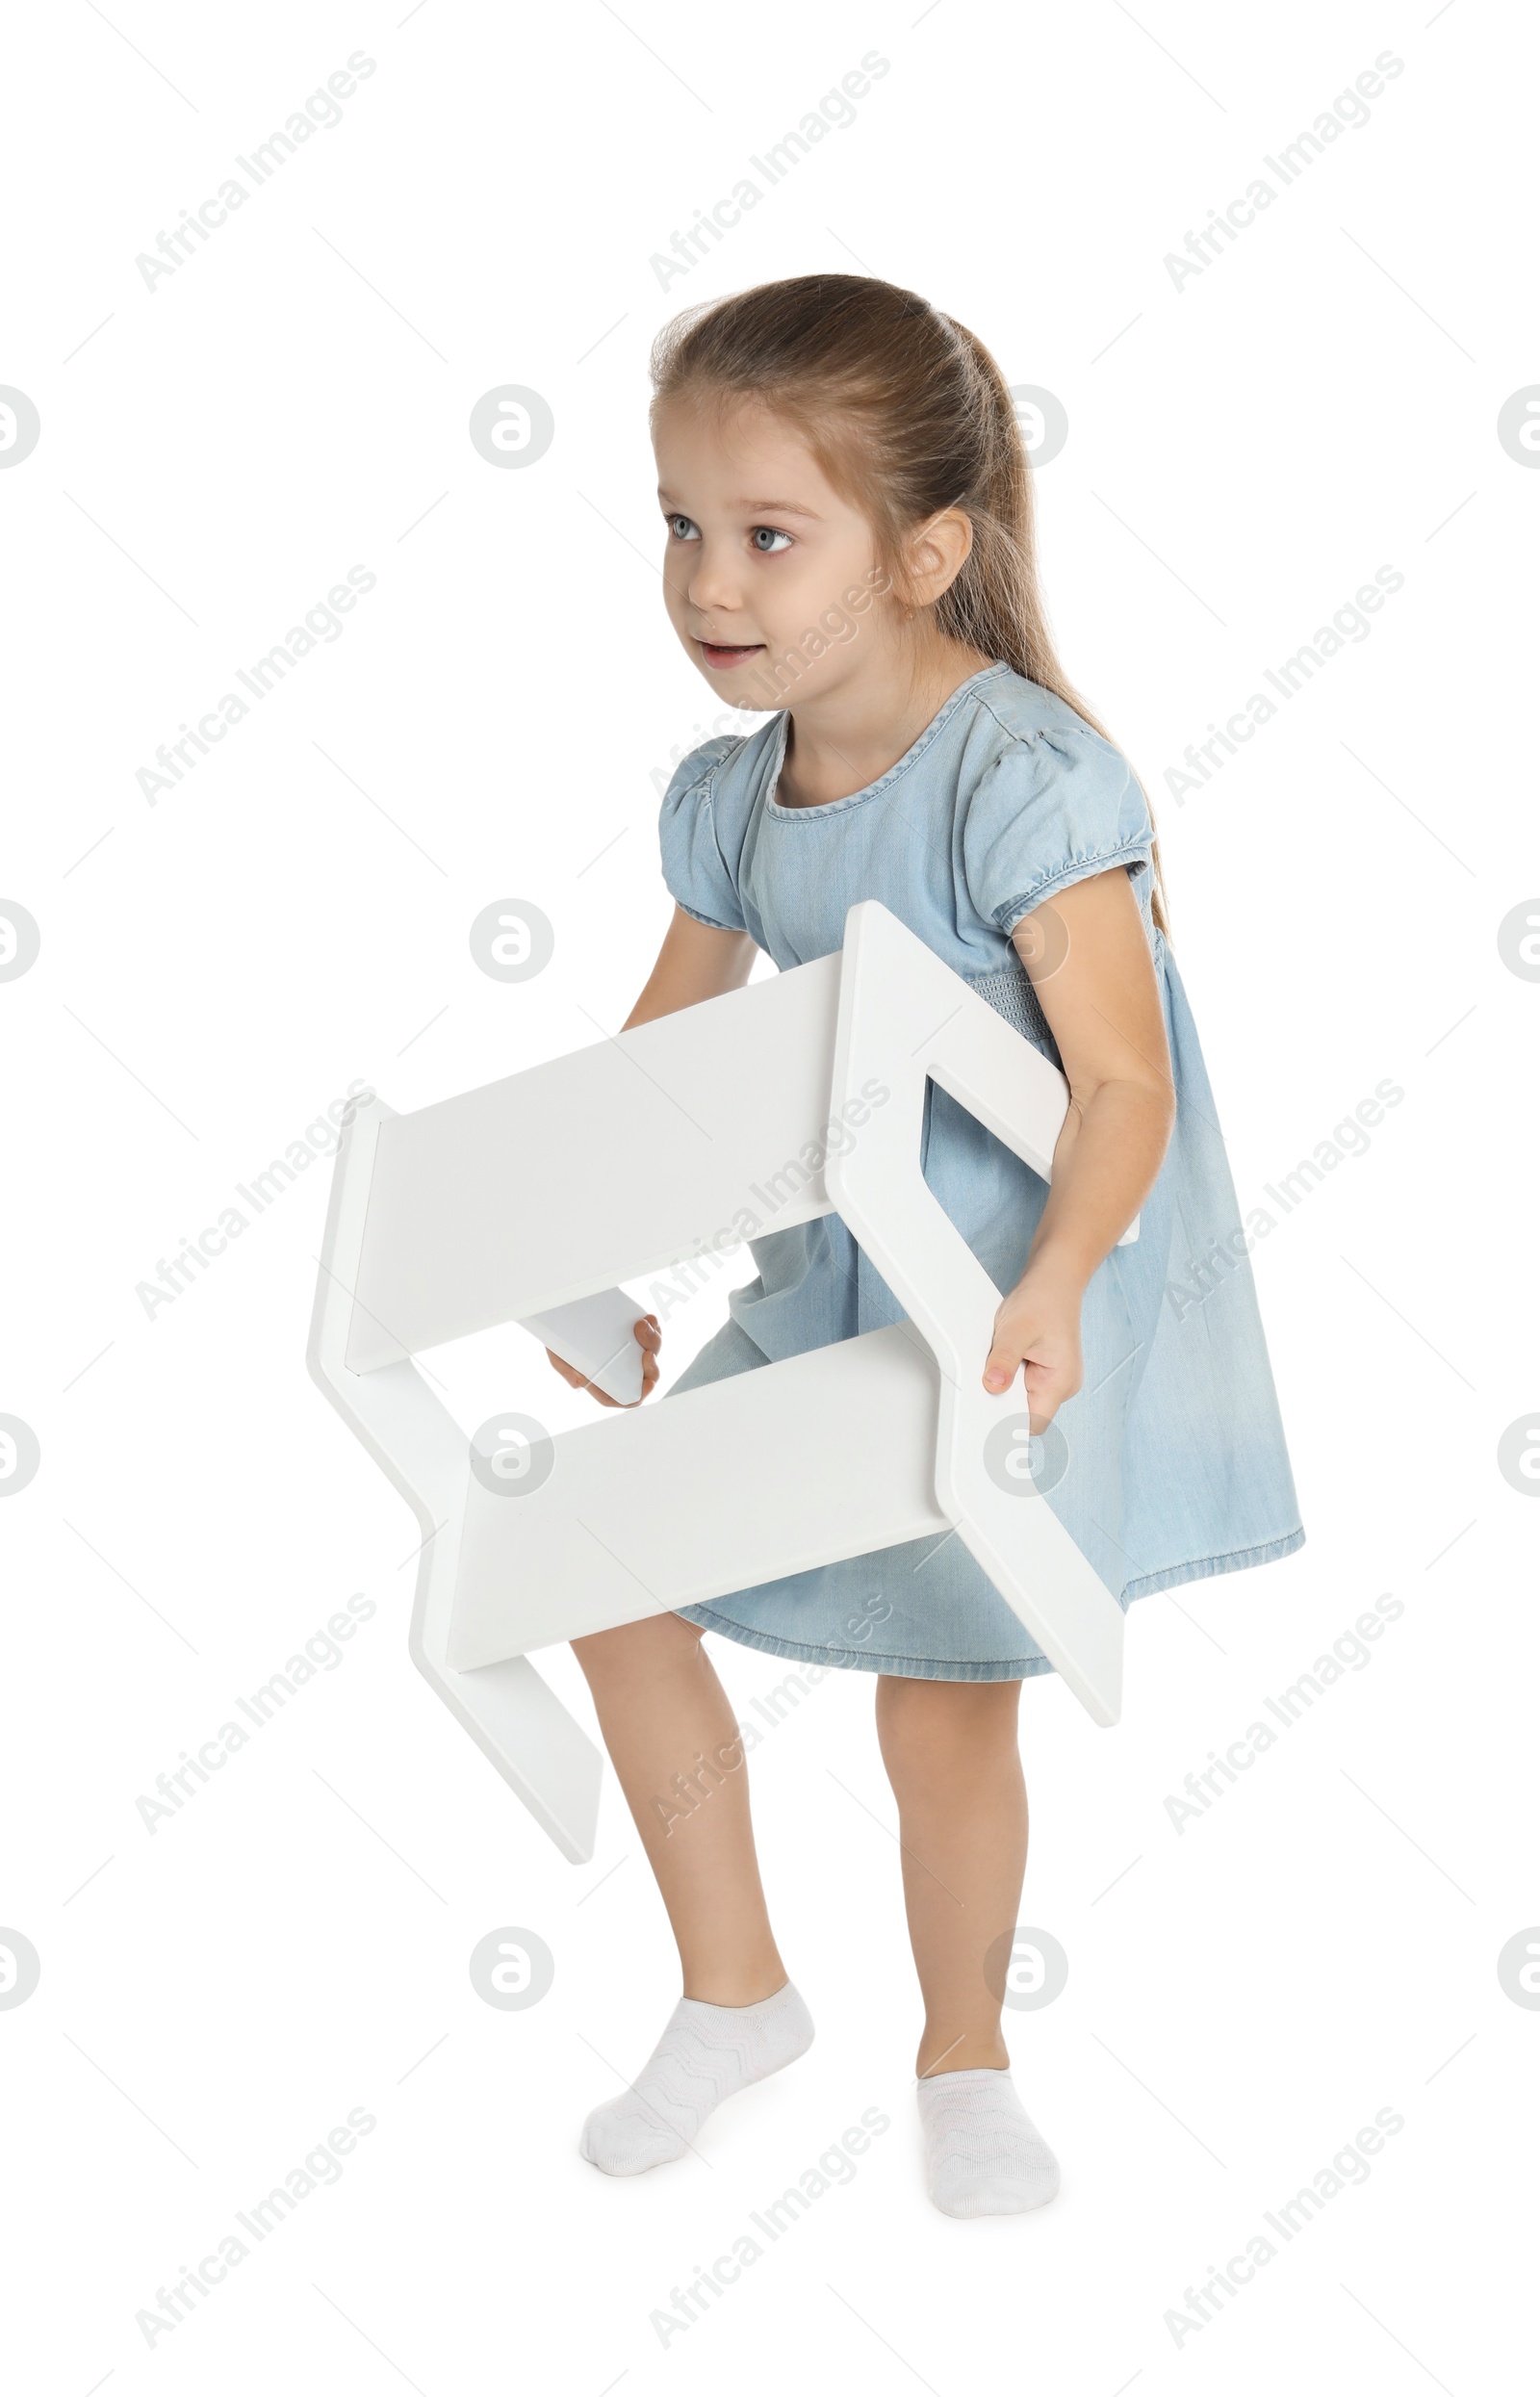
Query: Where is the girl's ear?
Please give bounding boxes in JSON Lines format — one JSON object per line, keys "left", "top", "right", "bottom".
{"left": 900, "top": 506, "right": 975, "bottom": 609}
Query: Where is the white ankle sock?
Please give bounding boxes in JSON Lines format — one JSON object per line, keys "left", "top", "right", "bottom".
{"left": 915, "top": 2067, "right": 1061, "bottom": 2217}
{"left": 579, "top": 1980, "right": 814, "bottom": 2176}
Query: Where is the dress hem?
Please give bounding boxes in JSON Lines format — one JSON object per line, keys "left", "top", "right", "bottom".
{"left": 672, "top": 1608, "right": 1052, "bottom": 1683}
{"left": 673, "top": 1524, "right": 1306, "bottom": 1682}
{"left": 1121, "top": 1524, "right": 1305, "bottom": 1601}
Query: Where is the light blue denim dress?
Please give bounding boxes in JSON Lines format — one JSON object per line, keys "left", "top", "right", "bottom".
{"left": 658, "top": 662, "right": 1303, "bottom": 1682}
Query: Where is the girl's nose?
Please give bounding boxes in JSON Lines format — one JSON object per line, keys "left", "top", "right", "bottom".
{"left": 685, "top": 544, "right": 743, "bottom": 617}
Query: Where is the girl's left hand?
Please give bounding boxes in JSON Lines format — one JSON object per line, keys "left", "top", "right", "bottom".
{"left": 983, "top": 1268, "right": 1084, "bottom": 1426}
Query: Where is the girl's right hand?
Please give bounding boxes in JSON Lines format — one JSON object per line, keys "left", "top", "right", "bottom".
{"left": 545, "top": 1315, "right": 661, "bottom": 1408}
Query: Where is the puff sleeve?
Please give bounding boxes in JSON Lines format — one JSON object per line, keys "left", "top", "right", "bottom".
{"left": 960, "top": 723, "right": 1155, "bottom": 932}
{"left": 656, "top": 737, "right": 749, "bottom": 932}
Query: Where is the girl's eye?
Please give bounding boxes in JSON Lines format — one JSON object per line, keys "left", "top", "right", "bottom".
{"left": 751, "top": 525, "right": 792, "bottom": 554}
{"left": 666, "top": 514, "right": 700, "bottom": 542}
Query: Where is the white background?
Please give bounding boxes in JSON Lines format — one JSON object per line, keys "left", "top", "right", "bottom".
{"left": 3, "top": 1, "right": 1536, "bottom": 2389}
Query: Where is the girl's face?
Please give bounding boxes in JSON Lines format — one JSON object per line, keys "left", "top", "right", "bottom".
{"left": 653, "top": 394, "right": 894, "bottom": 711}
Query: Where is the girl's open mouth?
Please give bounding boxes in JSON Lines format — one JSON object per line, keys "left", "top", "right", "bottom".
{"left": 698, "top": 639, "right": 765, "bottom": 670}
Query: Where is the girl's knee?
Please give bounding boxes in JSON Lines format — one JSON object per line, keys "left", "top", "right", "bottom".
{"left": 572, "top": 1610, "right": 706, "bottom": 1685}
{"left": 875, "top": 1673, "right": 1021, "bottom": 1762}
{"left": 877, "top": 1672, "right": 1022, "bottom": 1714}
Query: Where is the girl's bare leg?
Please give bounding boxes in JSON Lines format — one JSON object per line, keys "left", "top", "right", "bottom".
{"left": 572, "top": 1611, "right": 786, "bottom": 2004}
{"left": 874, "top": 1674, "right": 1028, "bottom": 2077}
{"left": 571, "top": 1613, "right": 811, "bottom": 2175}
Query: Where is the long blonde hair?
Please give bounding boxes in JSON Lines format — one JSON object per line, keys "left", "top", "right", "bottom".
{"left": 651, "top": 272, "right": 1170, "bottom": 935}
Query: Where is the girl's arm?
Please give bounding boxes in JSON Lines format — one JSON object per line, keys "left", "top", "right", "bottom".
{"left": 548, "top": 907, "right": 758, "bottom": 1405}
{"left": 984, "top": 867, "right": 1176, "bottom": 1422}
{"left": 622, "top": 906, "right": 758, "bottom": 1031}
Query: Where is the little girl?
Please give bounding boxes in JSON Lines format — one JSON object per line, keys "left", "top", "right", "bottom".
{"left": 549, "top": 274, "right": 1301, "bottom": 2218}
